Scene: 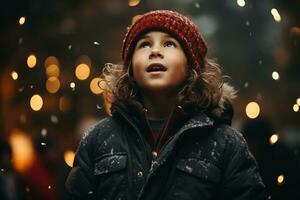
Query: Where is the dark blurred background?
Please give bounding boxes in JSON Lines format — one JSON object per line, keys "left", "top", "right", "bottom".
{"left": 0, "top": 0, "right": 299, "bottom": 199}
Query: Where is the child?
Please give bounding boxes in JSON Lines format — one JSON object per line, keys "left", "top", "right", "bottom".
{"left": 66, "top": 10, "right": 267, "bottom": 200}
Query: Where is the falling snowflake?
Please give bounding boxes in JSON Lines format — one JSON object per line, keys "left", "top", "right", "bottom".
{"left": 195, "top": 2, "right": 200, "bottom": 8}
{"left": 41, "top": 142, "right": 47, "bottom": 146}
{"left": 245, "top": 20, "right": 250, "bottom": 26}
{"left": 93, "top": 41, "right": 100, "bottom": 45}
{"left": 18, "top": 87, "right": 24, "bottom": 92}
{"left": 50, "top": 115, "right": 58, "bottom": 124}
{"left": 41, "top": 128, "right": 47, "bottom": 137}
{"left": 68, "top": 44, "right": 72, "bottom": 50}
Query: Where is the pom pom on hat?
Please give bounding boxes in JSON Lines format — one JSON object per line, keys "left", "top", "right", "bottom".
{"left": 122, "top": 10, "right": 207, "bottom": 73}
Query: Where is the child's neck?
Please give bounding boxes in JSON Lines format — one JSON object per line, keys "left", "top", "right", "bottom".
{"left": 143, "top": 93, "right": 177, "bottom": 119}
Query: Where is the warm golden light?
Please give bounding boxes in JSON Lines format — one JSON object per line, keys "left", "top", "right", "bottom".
{"left": 44, "top": 56, "right": 59, "bottom": 67}
{"left": 296, "top": 98, "right": 300, "bottom": 106}
{"left": 90, "top": 77, "right": 105, "bottom": 95}
{"left": 271, "top": 8, "right": 281, "bottom": 22}
{"left": 132, "top": 15, "right": 142, "bottom": 24}
{"left": 46, "top": 64, "right": 60, "bottom": 77}
{"left": 237, "top": 0, "right": 246, "bottom": 7}
{"left": 19, "top": 16, "right": 26, "bottom": 25}
{"left": 245, "top": 102, "right": 260, "bottom": 119}
{"left": 269, "top": 134, "right": 279, "bottom": 145}
{"left": 75, "top": 63, "right": 90, "bottom": 80}
{"left": 293, "top": 104, "right": 299, "bottom": 112}
{"left": 277, "top": 174, "right": 285, "bottom": 185}
{"left": 27, "top": 54, "right": 37, "bottom": 68}
{"left": 30, "top": 94, "right": 43, "bottom": 111}
{"left": 70, "top": 82, "right": 76, "bottom": 90}
{"left": 46, "top": 77, "right": 60, "bottom": 93}
{"left": 9, "top": 129, "right": 35, "bottom": 172}
{"left": 59, "top": 96, "right": 71, "bottom": 112}
{"left": 64, "top": 150, "right": 75, "bottom": 167}
{"left": 11, "top": 71, "right": 18, "bottom": 80}
{"left": 272, "top": 71, "right": 280, "bottom": 80}
{"left": 128, "top": 0, "right": 141, "bottom": 7}
{"left": 289, "top": 27, "right": 300, "bottom": 36}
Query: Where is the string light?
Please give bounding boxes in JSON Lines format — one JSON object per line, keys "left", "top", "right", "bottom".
{"left": 245, "top": 102, "right": 260, "bottom": 119}
{"left": 11, "top": 71, "right": 18, "bottom": 80}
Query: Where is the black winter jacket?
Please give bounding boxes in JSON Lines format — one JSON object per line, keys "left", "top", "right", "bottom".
{"left": 65, "top": 103, "right": 267, "bottom": 200}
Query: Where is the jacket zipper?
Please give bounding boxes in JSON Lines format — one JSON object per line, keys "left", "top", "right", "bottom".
{"left": 138, "top": 121, "right": 213, "bottom": 200}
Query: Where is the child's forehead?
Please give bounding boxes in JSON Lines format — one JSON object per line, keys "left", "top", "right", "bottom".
{"left": 139, "top": 31, "right": 175, "bottom": 40}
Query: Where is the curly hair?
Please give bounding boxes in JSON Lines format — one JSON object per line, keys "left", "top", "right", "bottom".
{"left": 102, "top": 58, "right": 236, "bottom": 116}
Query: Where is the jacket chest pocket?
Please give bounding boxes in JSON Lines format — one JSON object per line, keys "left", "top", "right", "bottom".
{"left": 165, "top": 158, "right": 221, "bottom": 199}
{"left": 93, "top": 153, "right": 128, "bottom": 198}
{"left": 94, "top": 153, "right": 127, "bottom": 176}
{"left": 176, "top": 157, "right": 221, "bottom": 184}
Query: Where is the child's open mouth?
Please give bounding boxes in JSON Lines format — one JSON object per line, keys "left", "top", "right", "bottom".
{"left": 146, "top": 63, "right": 167, "bottom": 73}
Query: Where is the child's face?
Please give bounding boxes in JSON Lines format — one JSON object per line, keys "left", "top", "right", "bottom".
{"left": 132, "top": 31, "right": 188, "bottom": 94}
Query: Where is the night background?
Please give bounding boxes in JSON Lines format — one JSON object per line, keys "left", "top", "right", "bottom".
{"left": 0, "top": 0, "right": 299, "bottom": 199}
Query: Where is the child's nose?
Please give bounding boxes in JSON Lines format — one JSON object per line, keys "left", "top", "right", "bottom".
{"left": 149, "top": 45, "right": 164, "bottom": 59}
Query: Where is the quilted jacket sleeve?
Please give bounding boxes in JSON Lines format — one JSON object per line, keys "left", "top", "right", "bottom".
{"left": 65, "top": 129, "right": 96, "bottom": 200}
{"left": 221, "top": 127, "right": 268, "bottom": 200}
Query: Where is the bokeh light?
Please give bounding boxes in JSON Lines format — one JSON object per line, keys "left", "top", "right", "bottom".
{"left": 64, "top": 150, "right": 75, "bottom": 167}
{"left": 30, "top": 94, "right": 43, "bottom": 111}
{"left": 90, "top": 77, "right": 105, "bottom": 95}
{"left": 128, "top": 0, "right": 140, "bottom": 7}
{"left": 44, "top": 56, "right": 59, "bottom": 67}
{"left": 9, "top": 129, "right": 35, "bottom": 172}
{"left": 271, "top": 8, "right": 281, "bottom": 22}
{"left": 245, "top": 102, "right": 260, "bottom": 119}
{"left": 46, "top": 64, "right": 60, "bottom": 77}
{"left": 236, "top": 0, "right": 245, "bottom": 7}
{"left": 132, "top": 15, "right": 142, "bottom": 24}
{"left": 277, "top": 174, "right": 285, "bottom": 185}
{"left": 27, "top": 54, "right": 37, "bottom": 68}
{"left": 269, "top": 134, "right": 279, "bottom": 145}
{"left": 272, "top": 71, "right": 280, "bottom": 80}
{"left": 19, "top": 16, "right": 26, "bottom": 25}
{"left": 70, "top": 82, "right": 76, "bottom": 90}
{"left": 46, "top": 77, "right": 60, "bottom": 93}
{"left": 59, "top": 96, "right": 71, "bottom": 112}
{"left": 11, "top": 71, "right": 18, "bottom": 80}
{"left": 75, "top": 63, "right": 90, "bottom": 80}
{"left": 293, "top": 104, "right": 299, "bottom": 112}
{"left": 296, "top": 98, "right": 300, "bottom": 106}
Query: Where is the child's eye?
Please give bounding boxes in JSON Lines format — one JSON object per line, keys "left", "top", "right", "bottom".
{"left": 139, "top": 41, "right": 151, "bottom": 49}
{"left": 164, "top": 41, "right": 176, "bottom": 48}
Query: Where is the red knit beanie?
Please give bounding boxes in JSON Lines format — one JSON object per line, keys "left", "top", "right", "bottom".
{"left": 122, "top": 10, "right": 207, "bottom": 73}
